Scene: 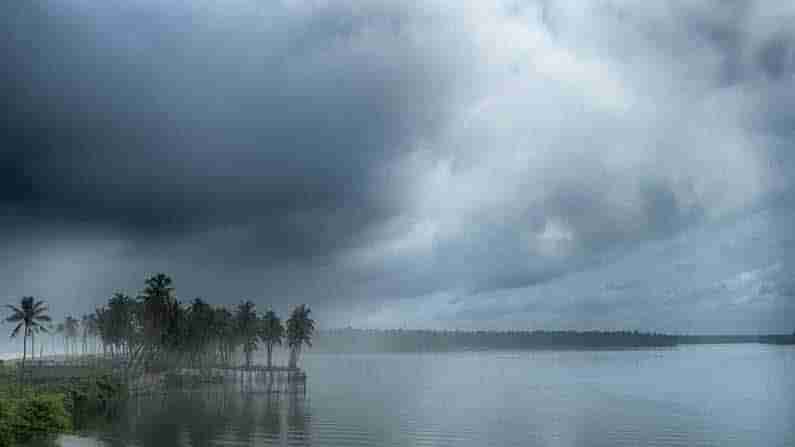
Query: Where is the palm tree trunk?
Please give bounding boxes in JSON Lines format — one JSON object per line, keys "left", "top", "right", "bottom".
{"left": 22, "top": 332, "right": 28, "bottom": 371}
{"left": 31, "top": 330, "right": 35, "bottom": 360}
{"left": 266, "top": 344, "right": 273, "bottom": 369}
{"left": 288, "top": 346, "right": 297, "bottom": 369}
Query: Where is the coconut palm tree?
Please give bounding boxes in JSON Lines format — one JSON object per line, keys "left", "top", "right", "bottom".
{"left": 64, "top": 316, "right": 80, "bottom": 357}
{"left": 235, "top": 301, "right": 259, "bottom": 369}
{"left": 214, "top": 307, "right": 236, "bottom": 366}
{"left": 55, "top": 322, "right": 65, "bottom": 355}
{"left": 141, "top": 273, "right": 176, "bottom": 346}
{"left": 285, "top": 305, "right": 314, "bottom": 369}
{"left": 5, "top": 296, "right": 51, "bottom": 370}
{"left": 259, "top": 310, "right": 283, "bottom": 369}
{"left": 81, "top": 314, "right": 91, "bottom": 355}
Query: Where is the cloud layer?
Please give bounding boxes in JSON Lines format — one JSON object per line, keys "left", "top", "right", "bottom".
{"left": 1, "top": 0, "right": 794, "bottom": 333}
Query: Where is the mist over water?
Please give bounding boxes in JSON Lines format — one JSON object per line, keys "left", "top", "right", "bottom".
{"left": 29, "top": 345, "right": 795, "bottom": 447}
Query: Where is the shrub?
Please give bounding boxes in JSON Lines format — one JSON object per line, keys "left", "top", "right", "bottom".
{"left": 0, "top": 398, "right": 16, "bottom": 447}
{"left": 13, "top": 393, "right": 71, "bottom": 443}
{"left": 0, "top": 374, "right": 124, "bottom": 446}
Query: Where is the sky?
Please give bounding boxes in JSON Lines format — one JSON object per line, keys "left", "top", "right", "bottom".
{"left": 1, "top": 0, "right": 794, "bottom": 341}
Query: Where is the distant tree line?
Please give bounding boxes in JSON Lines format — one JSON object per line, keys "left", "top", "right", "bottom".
{"left": 311, "top": 328, "right": 795, "bottom": 353}
{"left": 5, "top": 274, "right": 314, "bottom": 375}
{"left": 311, "top": 328, "right": 680, "bottom": 353}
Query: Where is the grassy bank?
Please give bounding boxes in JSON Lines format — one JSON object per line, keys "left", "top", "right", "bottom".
{"left": 0, "top": 362, "right": 125, "bottom": 446}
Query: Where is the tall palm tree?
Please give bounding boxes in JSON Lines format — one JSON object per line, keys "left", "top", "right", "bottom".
{"left": 259, "top": 310, "right": 283, "bottom": 369}
{"left": 141, "top": 273, "right": 176, "bottom": 346}
{"left": 235, "top": 301, "right": 259, "bottom": 369}
{"left": 80, "top": 313, "right": 97, "bottom": 355}
{"left": 5, "top": 296, "right": 51, "bottom": 369}
{"left": 55, "top": 322, "right": 65, "bottom": 355}
{"left": 64, "top": 316, "right": 80, "bottom": 357}
{"left": 214, "top": 307, "right": 236, "bottom": 366}
{"left": 187, "top": 298, "right": 215, "bottom": 368}
{"left": 285, "top": 305, "right": 314, "bottom": 369}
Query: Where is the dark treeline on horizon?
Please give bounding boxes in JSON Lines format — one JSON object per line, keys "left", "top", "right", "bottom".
{"left": 310, "top": 328, "right": 795, "bottom": 353}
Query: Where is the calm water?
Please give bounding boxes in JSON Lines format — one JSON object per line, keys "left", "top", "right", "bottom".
{"left": 38, "top": 344, "right": 795, "bottom": 447}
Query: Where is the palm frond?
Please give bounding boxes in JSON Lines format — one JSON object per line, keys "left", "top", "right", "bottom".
{"left": 10, "top": 321, "right": 24, "bottom": 338}
{"left": 5, "top": 312, "right": 23, "bottom": 323}
{"left": 31, "top": 321, "right": 50, "bottom": 332}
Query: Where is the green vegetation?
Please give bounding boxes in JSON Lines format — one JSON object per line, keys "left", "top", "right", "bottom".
{"left": 5, "top": 297, "right": 52, "bottom": 370}
{"left": 0, "top": 389, "right": 71, "bottom": 446}
{"left": 2, "top": 274, "right": 314, "bottom": 445}
{"left": 312, "top": 328, "right": 680, "bottom": 352}
{"left": 90, "top": 274, "right": 311, "bottom": 374}
{"left": 286, "top": 305, "right": 315, "bottom": 368}
{"left": 0, "top": 362, "right": 125, "bottom": 446}
{"left": 4, "top": 274, "right": 313, "bottom": 375}
{"left": 312, "top": 328, "right": 795, "bottom": 353}
{"left": 259, "top": 310, "right": 284, "bottom": 369}
{"left": 236, "top": 301, "right": 260, "bottom": 369}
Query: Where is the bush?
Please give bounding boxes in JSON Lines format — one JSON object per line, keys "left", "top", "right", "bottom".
{"left": 0, "top": 392, "right": 71, "bottom": 446}
{"left": 0, "top": 373, "right": 125, "bottom": 446}
{"left": 15, "top": 393, "right": 71, "bottom": 439}
{"left": 0, "top": 398, "right": 16, "bottom": 447}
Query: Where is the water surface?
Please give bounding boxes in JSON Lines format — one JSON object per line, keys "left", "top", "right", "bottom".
{"left": 36, "top": 344, "right": 795, "bottom": 446}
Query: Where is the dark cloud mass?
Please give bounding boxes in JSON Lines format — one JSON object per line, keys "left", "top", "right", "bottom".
{"left": 1, "top": 0, "right": 795, "bottom": 341}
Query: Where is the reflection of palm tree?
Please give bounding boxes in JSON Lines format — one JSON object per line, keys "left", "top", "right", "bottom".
{"left": 259, "top": 310, "right": 283, "bottom": 369}
{"left": 234, "top": 394, "right": 257, "bottom": 444}
{"left": 286, "top": 305, "right": 314, "bottom": 369}
{"left": 5, "top": 296, "right": 51, "bottom": 369}
{"left": 262, "top": 395, "right": 282, "bottom": 438}
{"left": 287, "top": 388, "right": 311, "bottom": 446}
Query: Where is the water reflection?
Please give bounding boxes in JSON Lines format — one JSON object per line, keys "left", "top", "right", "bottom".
{"left": 91, "top": 383, "right": 310, "bottom": 447}
{"left": 26, "top": 347, "right": 795, "bottom": 447}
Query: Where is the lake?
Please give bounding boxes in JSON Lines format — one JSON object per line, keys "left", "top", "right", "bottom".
{"left": 32, "top": 344, "right": 795, "bottom": 447}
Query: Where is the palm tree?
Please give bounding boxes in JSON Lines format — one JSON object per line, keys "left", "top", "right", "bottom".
{"left": 141, "top": 273, "right": 176, "bottom": 346}
{"left": 259, "top": 310, "right": 283, "bottom": 369}
{"left": 5, "top": 297, "right": 51, "bottom": 370}
{"left": 213, "top": 307, "right": 236, "bottom": 366}
{"left": 55, "top": 323, "right": 65, "bottom": 355}
{"left": 235, "top": 301, "right": 259, "bottom": 369}
{"left": 64, "top": 316, "right": 80, "bottom": 357}
{"left": 285, "top": 305, "right": 314, "bottom": 369}
{"left": 81, "top": 314, "right": 91, "bottom": 355}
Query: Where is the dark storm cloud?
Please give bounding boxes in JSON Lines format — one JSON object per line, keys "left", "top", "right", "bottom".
{"left": 2, "top": 0, "right": 795, "bottom": 334}
{"left": 1, "top": 0, "right": 461, "bottom": 244}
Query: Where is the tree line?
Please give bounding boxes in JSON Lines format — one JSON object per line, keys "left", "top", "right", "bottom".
{"left": 311, "top": 328, "right": 795, "bottom": 352}
{"left": 311, "top": 328, "right": 681, "bottom": 352}
{"left": 5, "top": 274, "right": 315, "bottom": 374}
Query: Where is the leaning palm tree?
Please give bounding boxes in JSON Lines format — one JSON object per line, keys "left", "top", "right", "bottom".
{"left": 5, "top": 296, "right": 51, "bottom": 370}
{"left": 259, "top": 310, "right": 283, "bottom": 369}
{"left": 285, "top": 305, "right": 314, "bottom": 369}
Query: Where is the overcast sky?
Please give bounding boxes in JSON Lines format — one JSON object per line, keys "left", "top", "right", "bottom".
{"left": 2, "top": 0, "right": 794, "bottom": 341}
